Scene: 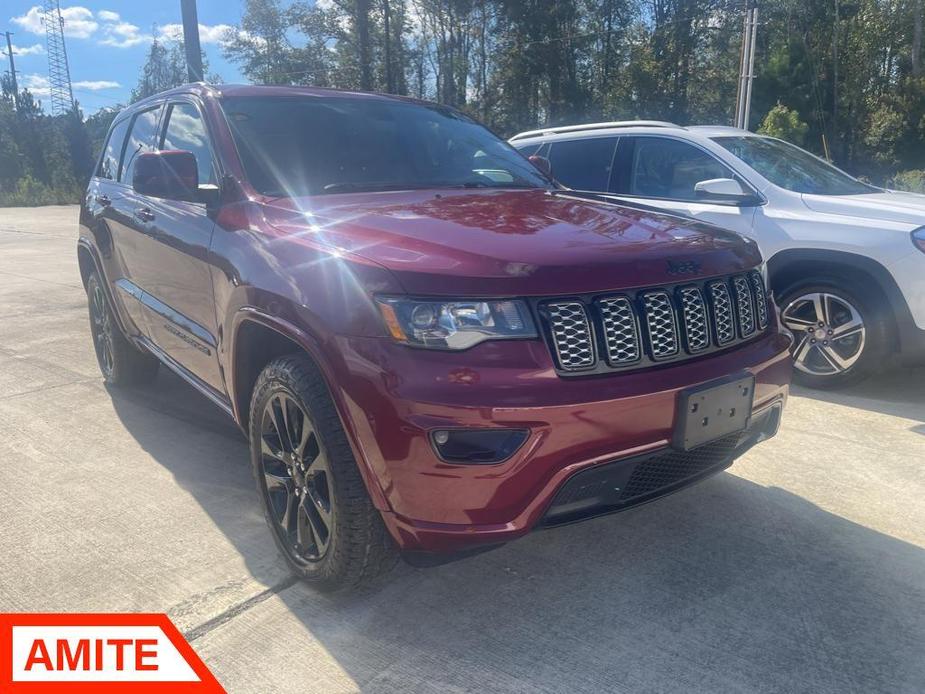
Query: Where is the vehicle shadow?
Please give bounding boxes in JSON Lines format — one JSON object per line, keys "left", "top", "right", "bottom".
{"left": 791, "top": 365, "right": 925, "bottom": 424}
{"left": 108, "top": 370, "right": 925, "bottom": 693}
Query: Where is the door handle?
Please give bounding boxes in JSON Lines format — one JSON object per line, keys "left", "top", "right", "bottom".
{"left": 134, "top": 207, "right": 155, "bottom": 223}
{"left": 97, "top": 194, "right": 111, "bottom": 207}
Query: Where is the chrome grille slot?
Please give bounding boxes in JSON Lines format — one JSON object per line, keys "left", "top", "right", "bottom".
{"left": 545, "top": 301, "right": 595, "bottom": 370}
{"left": 540, "top": 269, "right": 768, "bottom": 375}
{"left": 597, "top": 296, "right": 641, "bottom": 364}
{"left": 641, "top": 291, "right": 679, "bottom": 359}
{"left": 678, "top": 286, "right": 710, "bottom": 352}
{"left": 749, "top": 271, "right": 769, "bottom": 329}
{"left": 732, "top": 275, "right": 756, "bottom": 337}
{"left": 708, "top": 280, "right": 736, "bottom": 345}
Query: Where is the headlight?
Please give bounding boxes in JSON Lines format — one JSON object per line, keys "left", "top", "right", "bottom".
{"left": 912, "top": 227, "right": 925, "bottom": 254}
{"left": 376, "top": 297, "right": 537, "bottom": 350}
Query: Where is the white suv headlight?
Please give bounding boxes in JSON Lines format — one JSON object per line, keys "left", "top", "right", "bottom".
{"left": 376, "top": 297, "right": 537, "bottom": 350}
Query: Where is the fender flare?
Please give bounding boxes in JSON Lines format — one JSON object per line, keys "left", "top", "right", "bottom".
{"left": 76, "top": 237, "right": 132, "bottom": 337}
{"left": 766, "top": 247, "right": 918, "bottom": 352}
{"left": 228, "top": 308, "right": 392, "bottom": 512}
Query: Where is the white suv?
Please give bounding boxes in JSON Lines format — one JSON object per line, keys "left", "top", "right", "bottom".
{"left": 511, "top": 122, "right": 925, "bottom": 389}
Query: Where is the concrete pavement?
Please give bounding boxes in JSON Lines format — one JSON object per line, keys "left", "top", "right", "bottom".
{"left": 1, "top": 205, "right": 924, "bottom": 693}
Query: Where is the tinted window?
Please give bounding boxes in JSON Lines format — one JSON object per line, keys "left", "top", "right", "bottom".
{"left": 98, "top": 117, "right": 130, "bottom": 181}
{"left": 713, "top": 136, "right": 875, "bottom": 195}
{"left": 618, "top": 137, "right": 733, "bottom": 200}
{"left": 162, "top": 102, "right": 214, "bottom": 185}
{"left": 121, "top": 107, "right": 161, "bottom": 184}
{"left": 221, "top": 96, "right": 550, "bottom": 196}
{"left": 547, "top": 137, "right": 617, "bottom": 191}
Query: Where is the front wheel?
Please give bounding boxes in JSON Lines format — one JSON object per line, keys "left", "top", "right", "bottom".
{"left": 778, "top": 281, "right": 888, "bottom": 390}
{"left": 249, "top": 355, "right": 397, "bottom": 591}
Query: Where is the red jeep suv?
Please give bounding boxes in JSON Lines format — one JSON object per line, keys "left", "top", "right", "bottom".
{"left": 78, "top": 84, "right": 792, "bottom": 590}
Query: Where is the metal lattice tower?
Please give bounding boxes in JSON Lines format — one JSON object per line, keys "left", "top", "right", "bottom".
{"left": 42, "top": 0, "right": 74, "bottom": 114}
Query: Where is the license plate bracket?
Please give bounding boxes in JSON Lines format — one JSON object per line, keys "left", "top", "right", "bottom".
{"left": 674, "top": 373, "right": 755, "bottom": 451}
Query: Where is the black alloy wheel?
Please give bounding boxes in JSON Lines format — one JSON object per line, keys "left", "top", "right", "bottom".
{"left": 258, "top": 391, "right": 335, "bottom": 564}
{"left": 85, "top": 271, "right": 158, "bottom": 386}
{"left": 89, "top": 280, "right": 115, "bottom": 379}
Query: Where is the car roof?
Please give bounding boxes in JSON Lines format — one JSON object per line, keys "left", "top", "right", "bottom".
{"left": 127, "top": 82, "right": 438, "bottom": 113}
{"left": 686, "top": 125, "right": 755, "bottom": 137}
{"left": 510, "top": 120, "right": 683, "bottom": 141}
{"left": 509, "top": 122, "right": 760, "bottom": 143}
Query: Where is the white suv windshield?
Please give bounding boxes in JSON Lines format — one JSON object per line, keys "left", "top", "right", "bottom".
{"left": 713, "top": 136, "right": 876, "bottom": 196}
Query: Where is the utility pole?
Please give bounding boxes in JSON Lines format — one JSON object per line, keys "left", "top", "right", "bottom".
{"left": 3, "top": 31, "right": 20, "bottom": 110}
{"left": 734, "top": 4, "right": 758, "bottom": 130}
{"left": 180, "top": 0, "right": 204, "bottom": 82}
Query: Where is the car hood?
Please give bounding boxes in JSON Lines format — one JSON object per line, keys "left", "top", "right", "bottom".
{"left": 267, "top": 189, "right": 762, "bottom": 296}
{"left": 801, "top": 190, "right": 925, "bottom": 228}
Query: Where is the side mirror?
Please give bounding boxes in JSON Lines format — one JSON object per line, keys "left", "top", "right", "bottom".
{"left": 133, "top": 150, "right": 199, "bottom": 201}
{"left": 694, "top": 178, "right": 758, "bottom": 205}
{"left": 528, "top": 155, "right": 552, "bottom": 178}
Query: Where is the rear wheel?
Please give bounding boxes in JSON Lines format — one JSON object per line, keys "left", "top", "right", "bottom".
{"left": 86, "top": 272, "right": 159, "bottom": 386}
{"left": 249, "top": 354, "right": 397, "bottom": 591}
{"left": 778, "top": 280, "right": 888, "bottom": 390}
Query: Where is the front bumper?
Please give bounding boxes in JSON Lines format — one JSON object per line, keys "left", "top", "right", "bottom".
{"left": 329, "top": 327, "right": 792, "bottom": 554}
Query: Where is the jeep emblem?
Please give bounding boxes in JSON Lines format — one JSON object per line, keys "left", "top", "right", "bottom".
{"left": 666, "top": 259, "right": 701, "bottom": 275}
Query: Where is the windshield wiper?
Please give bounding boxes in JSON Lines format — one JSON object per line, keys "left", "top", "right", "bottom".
{"left": 549, "top": 188, "right": 684, "bottom": 216}
{"left": 442, "top": 181, "right": 540, "bottom": 190}
{"left": 320, "top": 182, "right": 433, "bottom": 194}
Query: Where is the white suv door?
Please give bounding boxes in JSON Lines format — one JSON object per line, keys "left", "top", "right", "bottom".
{"left": 604, "top": 135, "right": 762, "bottom": 240}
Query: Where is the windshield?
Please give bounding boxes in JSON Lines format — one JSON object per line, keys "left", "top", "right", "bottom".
{"left": 221, "top": 96, "right": 550, "bottom": 197}
{"left": 712, "top": 136, "right": 876, "bottom": 196}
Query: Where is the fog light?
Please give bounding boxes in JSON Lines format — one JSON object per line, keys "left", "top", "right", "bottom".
{"left": 430, "top": 429, "right": 529, "bottom": 464}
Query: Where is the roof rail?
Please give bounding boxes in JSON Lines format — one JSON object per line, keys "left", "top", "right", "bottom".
{"left": 509, "top": 120, "right": 682, "bottom": 141}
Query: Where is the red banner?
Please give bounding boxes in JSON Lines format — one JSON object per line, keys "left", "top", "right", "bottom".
{"left": 0, "top": 614, "right": 225, "bottom": 693}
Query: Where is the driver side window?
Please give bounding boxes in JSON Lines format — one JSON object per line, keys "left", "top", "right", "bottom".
{"left": 161, "top": 102, "right": 214, "bottom": 186}
{"left": 613, "top": 136, "right": 736, "bottom": 201}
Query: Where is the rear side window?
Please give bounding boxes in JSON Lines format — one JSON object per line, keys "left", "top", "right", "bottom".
{"left": 547, "top": 137, "right": 618, "bottom": 191}
{"left": 513, "top": 142, "right": 544, "bottom": 157}
{"left": 615, "top": 136, "right": 734, "bottom": 200}
{"left": 161, "top": 102, "right": 214, "bottom": 185}
{"left": 97, "top": 117, "right": 131, "bottom": 181}
{"left": 121, "top": 107, "right": 162, "bottom": 184}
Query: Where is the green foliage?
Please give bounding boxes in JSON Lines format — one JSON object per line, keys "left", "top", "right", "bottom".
{"left": 758, "top": 104, "right": 810, "bottom": 146}
{"left": 0, "top": 175, "right": 82, "bottom": 207}
{"left": 889, "top": 170, "right": 925, "bottom": 194}
{"left": 131, "top": 38, "right": 211, "bottom": 102}
{"left": 215, "top": 0, "right": 925, "bottom": 186}
{"left": 0, "top": 74, "right": 123, "bottom": 206}
{"left": 4, "top": 0, "right": 925, "bottom": 206}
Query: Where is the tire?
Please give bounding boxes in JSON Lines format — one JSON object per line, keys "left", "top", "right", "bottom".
{"left": 86, "top": 272, "right": 159, "bottom": 386}
{"left": 249, "top": 354, "right": 398, "bottom": 591}
{"left": 777, "top": 279, "right": 889, "bottom": 390}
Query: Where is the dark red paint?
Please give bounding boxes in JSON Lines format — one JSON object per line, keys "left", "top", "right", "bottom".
{"left": 78, "top": 84, "right": 791, "bottom": 554}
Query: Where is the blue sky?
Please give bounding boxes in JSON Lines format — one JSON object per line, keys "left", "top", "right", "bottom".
{"left": 4, "top": 1, "right": 256, "bottom": 114}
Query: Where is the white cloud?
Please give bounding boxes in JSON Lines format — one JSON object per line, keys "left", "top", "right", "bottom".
{"left": 23, "top": 74, "right": 51, "bottom": 97}
{"left": 11, "top": 7, "right": 239, "bottom": 52}
{"left": 99, "top": 21, "right": 151, "bottom": 48}
{"left": 73, "top": 79, "right": 120, "bottom": 90}
{"left": 9, "top": 43, "right": 45, "bottom": 56}
{"left": 11, "top": 5, "right": 99, "bottom": 39}
{"left": 158, "top": 23, "right": 236, "bottom": 45}
{"left": 22, "top": 74, "right": 119, "bottom": 99}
